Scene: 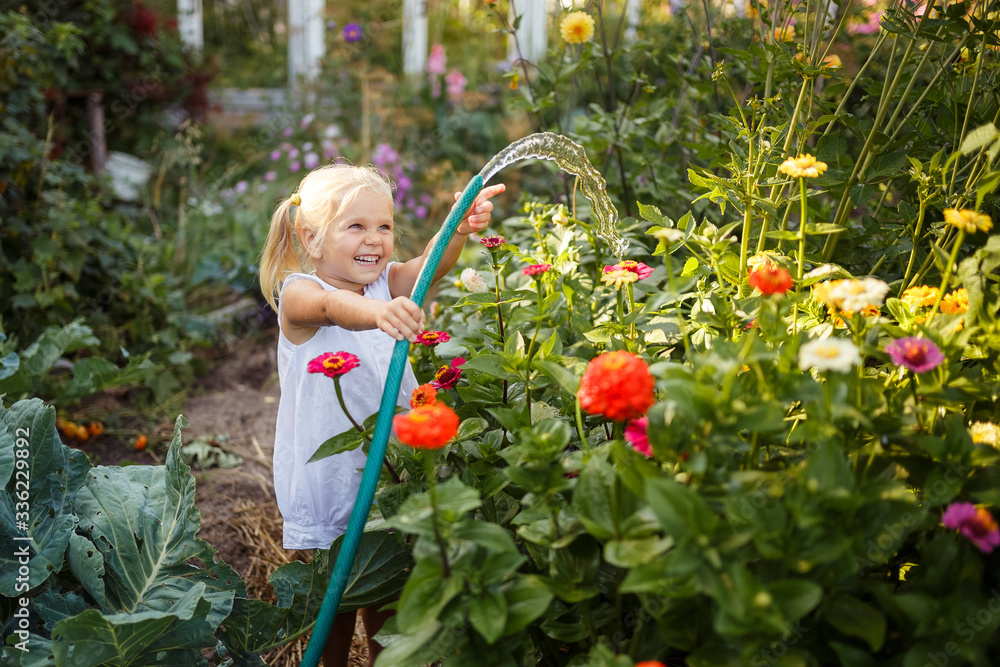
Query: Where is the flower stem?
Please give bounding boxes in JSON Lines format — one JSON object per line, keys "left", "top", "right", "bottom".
{"left": 899, "top": 199, "right": 928, "bottom": 296}
{"left": 335, "top": 377, "right": 399, "bottom": 483}
{"left": 575, "top": 393, "right": 592, "bottom": 457}
{"left": 925, "top": 229, "right": 965, "bottom": 325}
{"left": 426, "top": 459, "right": 451, "bottom": 578}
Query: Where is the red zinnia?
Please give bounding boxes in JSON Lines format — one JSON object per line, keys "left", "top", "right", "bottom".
{"left": 748, "top": 265, "right": 793, "bottom": 295}
{"left": 307, "top": 351, "right": 360, "bottom": 378}
{"left": 604, "top": 260, "right": 653, "bottom": 280}
{"left": 416, "top": 330, "right": 451, "bottom": 346}
{"left": 522, "top": 263, "right": 551, "bottom": 277}
{"left": 411, "top": 384, "right": 438, "bottom": 408}
{"left": 480, "top": 235, "right": 507, "bottom": 248}
{"left": 578, "top": 351, "right": 655, "bottom": 421}
{"left": 394, "top": 403, "right": 460, "bottom": 449}
{"left": 431, "top": 357, "right": 466, "bottom": 389}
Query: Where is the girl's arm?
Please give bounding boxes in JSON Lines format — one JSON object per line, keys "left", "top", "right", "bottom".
{"left": 389, "top": 183, "right": 506, "bottom": 299}
{"left": 281, "top": 280, "right": 426, "bottom": 344}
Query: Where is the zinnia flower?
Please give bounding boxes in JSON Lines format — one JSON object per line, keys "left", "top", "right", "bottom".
{"left": 410, "top": 384, "right": 438, "bottom": 409}
{"left": 798, "top": 338, "right": 862, "bottom": 373}
{"left": 460, "top": 267, "right": 489, "bottom": 293}
{"left": 778, "top": 154, "right": 828, "bottom": 179}
{"left": 901, "top": 285, "right": 940, "bottom": 311}
{"left": 431, "top": 357, "right": 466, "bottom": 389}
{"left": 394, "top": 403, "right": 460, "bottom": 449}
{"left": 604, "top": 260, "right": 654, "bottom": 280}
{"left": 601, "top": 269, "right": 638, "bottom": 290}
{"left": 944, "top": 208, "right": 993, "bottom": 234}
{"left": 480, "top": 235, "right": 507, "bottom": 248}
{"left": 445, "top": 68, "right": 467, "bottom": 99}
{"left": 747, "top": 251, "right": 782, "bottom": 273}
{"left": 749, "top": 265, "right": 793, "bottom": 295}
{"left": 774, "top": 25, "right": 796, "bottom": 41}
{"left": 523, "top": 263, "right": 552, "bottom": 277}
{"left": 579, "top": 351, "right": 656, "bottom": 421}
{"left": 417, "top": 331, "right": 451, "bottom": 346}
{"left": 343, "top": 22, "right": 363, "bottom": 42}
{"left": 427, "top": 44, "right": 447, "bottom": 75}
{"left": 819, "top": 277, "right": 889, "bottom": 312}
{"left": 940, "top": 288, "right": 969, "bottom": 315}
{"left": 823, "top": 54, "right": 843, "bottom": 69}
{"left": 625, "top": 417, "right": 652, "bottom": 457}
{"left": 885, "top": 337, "right": 945, "bottom": 374}
{"left": 307, "top": 351, "right": 360, "bottom": 378}
{"left": 969, "top": 421, "right": 1000, "bottom": 448}
{"left": 560, "top": 11, "right": 596, "bottom": 44}
{"left": 942, "top": 502, "right": 1000, "bottom": 553}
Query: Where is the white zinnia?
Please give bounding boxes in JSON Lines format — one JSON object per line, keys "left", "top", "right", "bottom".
{"left": 798, "top": 338, "right": 862, "bottom": 373}
{"left": 829, "top": 277, "right": 889, "bottom": 312}
{"left": 460, "top": 268, "right": 488, "bottom": 293}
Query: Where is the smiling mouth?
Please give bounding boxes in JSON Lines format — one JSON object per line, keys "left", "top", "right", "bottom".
{"left": 355, "top": 255, "right": 380, "bottom": 267}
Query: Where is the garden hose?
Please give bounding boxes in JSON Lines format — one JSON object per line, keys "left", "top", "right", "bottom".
{"left": 300, "top": 175, "right": 484, "bottom": 667}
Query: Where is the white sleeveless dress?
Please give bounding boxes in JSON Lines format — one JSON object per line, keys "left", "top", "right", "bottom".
{"left": 273, "top": 265, "right": 419, "bottom": 549}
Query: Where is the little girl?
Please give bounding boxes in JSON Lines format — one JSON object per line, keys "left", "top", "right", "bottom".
{"left": 258, "top": 163, "right": 504, "bottom": 665}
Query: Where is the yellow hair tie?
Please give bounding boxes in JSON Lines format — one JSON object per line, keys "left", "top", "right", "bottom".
{"left": 290, "top": 193, "right": 301, "bottom": 206}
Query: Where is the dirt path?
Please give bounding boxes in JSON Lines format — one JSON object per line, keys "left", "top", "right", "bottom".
{"left": 181, "top": 330, "right": 369, "bottom": 667}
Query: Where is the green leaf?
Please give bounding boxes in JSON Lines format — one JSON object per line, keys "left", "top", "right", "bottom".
{"left": 637, "top": 202, "right": 664, "bottom": 225}
{"left": 768, "top": 580, "right": 823, "bottom": 623}
{"left": 534, "top": 360, "right": 580, "bottom": 395}
{"left": 825, "top": 595, "right": 887, "bottom": 651}
{"left": 0, "top": 399, "right": 89, "bottom": 596}
{"left": 682, "top": 257, "right": 699, "bottom": 276}
{"left": 572, "top": 457, "right": 618, "bottom": 540}
{"left": 0, "top": 320, "right": 99, "bottom": 397}
{"left": 462, "top": 354, "right": 517, "bottom": 379}
{"left": 397, "top": 559, "right": 463, "bottom": 632}
{"left": 502, "top": 575, "right": 553, "bottom": 636}
{"left": 960, "top": 122, "right": 999, "bottom": 155}
{"left": 468, "top": 589, "right": 508, "bottom": 644}
{"left": 455, "top": 417, "right": 488, "bottom": 442}
{"left": 645, "top": 477, "right": 718, "bottom": 543}
{"left": 804, "top": 223, "right": 845, "bottom": 236}
{"left": 309, "top": 426, "right": 366, "bottom": 462}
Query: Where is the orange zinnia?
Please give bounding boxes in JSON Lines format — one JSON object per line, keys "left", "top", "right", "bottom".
{"left": 748, "top": 265, "right": 793, "bottom": 295}
{"left": 578, "top": 351, "right": 655, "bottom": 421}
{"left": 410, "top": 384, "right": 438, "bottom": 408}
{"left": 394, "top": 404, "right": 460, "bottom": 449}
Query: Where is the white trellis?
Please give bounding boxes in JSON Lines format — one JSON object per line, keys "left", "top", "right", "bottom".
{"left": 176, "top": 0, "right": 203, "bottom": 56}
{"left": 403, "top": 0, "right": 429, "bottom": 76}
{"left": 288, "top": 0, "right": 326, "bottom": 84}
{"left": 508, "top": 0, "right": 549, "bottom": 66}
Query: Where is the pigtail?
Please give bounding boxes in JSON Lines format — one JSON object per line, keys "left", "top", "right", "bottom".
{"left": 259, "top": 196, "right": 301, "bottom": 312}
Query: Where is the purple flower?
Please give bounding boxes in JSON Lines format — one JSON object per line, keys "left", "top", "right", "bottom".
{"left": 415, "top": 205, "right": 427, "bottom": 218}
{"left": 289, "top": 160, "right": 301, "bottom": 173}
{"left": 326, "top": 20, "right": 337, "bottom": 31}
{"left": 885, "top": 337, "right": 945, "bottom": 374}
{"left": 264, "top": 170, "right": 277, "bottom": 182}
{"left": 281, "top": 142, "right": 293, "bottom": 151}
{"left": 300, "top": 112, "right": 315, "bottom": 127}
{"left": 235, "top": 180, "right": 249, "bottom": 194}
{"left": 257, "top": 183, "right": 268, "bottom": 193}
{"left": 288, "top": 147, "right": 300, "bottom": 160}
{"left": 283, "top": 127, "right": 293, "bottom": 137}
{"left": 343, "top": 22, "right": 363, "bottom": 42}
{"left": 302, "top": 141, "right": 313, "bottom": 151}
{"left": 304, "top": 152, "right": 319, "bottom": 170}
{"left": 942, "top": 502, "right": 1000, "bottom": 553}
{"left": 270, "top": 149, "right": 281, "bottom": 161}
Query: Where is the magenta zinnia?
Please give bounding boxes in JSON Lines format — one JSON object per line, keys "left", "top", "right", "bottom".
{"left": 942, "top": 502, "right": 1000, "bottom": 553}
{"left": 416, "top": 330, "right": 450, "bottom": 346}
{"left": 431, "top": 357, "right": 466, "bottom": 389}
{"left": 604, "top": 260, "right": 654, "bottom": 280}
{"left": 522, "top": 263, "right": 552, "bottom": 277}
{"left": 307, "top": 351, "right": 360, "bottom": 378}
{"left": 480, "top": 235, "right": 507, "bottom": 248}
{"left": 625, "top": 417, "right": 652, "bottom": 457}
{"left": 885, "top": 337, "right": 945, "bottom": 374}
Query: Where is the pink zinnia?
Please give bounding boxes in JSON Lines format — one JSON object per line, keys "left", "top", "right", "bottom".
{"left": 307, "top": 351, "right": 360, "bottom": 379}
{"left": 445, "top": 69, "right": 467, "bottom": 99}
{"left": 604, "top": 260, "right": 653, "bottom": 280}
{"left": 480, "top": 235, "right": 507, "bottom": 248}
{"left": 427, "top": 44, "right": 447, "bottom": 75}
{"left": 431, "top": 357, "right": 466, "bottom": 389}
{"left": 416, "top": 330, "right": 450, "bottom": 346}
{"left": 625, "top": 417, "right": 651, "bottom": 457}
{"left": 885, "top": 337, "right": 945, "bottom": 374}
{"left": 942, "top": 502, "right": 1000, "bottom": 553}
{"left": 522, "top": 263, "right": 552, "bottom": 277}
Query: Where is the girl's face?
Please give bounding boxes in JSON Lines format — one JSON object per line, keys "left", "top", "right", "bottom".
{"left": 303, "top": 189, "right": 394, "bottom": 293}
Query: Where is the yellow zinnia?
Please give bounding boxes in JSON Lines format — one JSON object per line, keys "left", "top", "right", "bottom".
{"left": 940, "top": 288, "right": 969, "bottom": 315}
{"left": 822, "top": 54, "right": 842, "bottom": 69}
{"left": 560, "top": 11, "right": 595, "bottom": 44}
{"left": 901, "top": 285, "right": 940, "bottom": 311}
{"left": 747, "top": 251, "right": 783, "bottom": 273}
{"left": 943, "top": 208, "right": 993, "bottom": 234}
{"left": 774, "top": 25, "right": 796, "bottom": 42}
{"left": 778, "top": 154, "right": 828, "bottom": 179}
{"left": 601, "top": 269, "right": 638, "bottom": 290}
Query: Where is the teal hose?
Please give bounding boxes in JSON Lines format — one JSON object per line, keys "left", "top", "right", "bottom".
{"left": 300, "top": 175, "right": 484, "bottom": 667}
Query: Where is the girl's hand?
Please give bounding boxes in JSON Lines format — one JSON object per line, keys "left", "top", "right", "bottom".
{"left": 376, "top": 296, "right": 426, "bottom": 343}
{"left": 455, "top": 183, "right": 506, "bottom": 236}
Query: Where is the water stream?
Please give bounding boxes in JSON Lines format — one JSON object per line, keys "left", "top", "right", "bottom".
{"left": 479, "top": 132, "right": 627, "bottom": 259}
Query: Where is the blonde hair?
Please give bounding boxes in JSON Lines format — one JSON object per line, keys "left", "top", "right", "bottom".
{"left": 259, "top": 163, "right": 394, "bottom": 311}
